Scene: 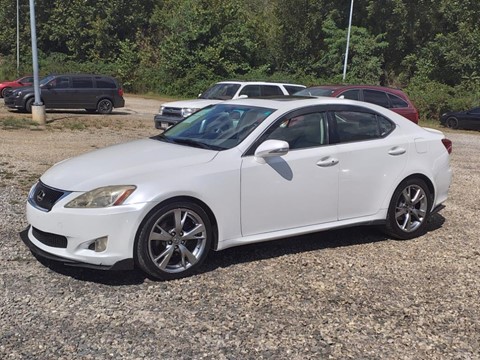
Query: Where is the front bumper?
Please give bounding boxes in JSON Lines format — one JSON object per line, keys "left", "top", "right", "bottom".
{"left": 24, "top": 196, "right": 151, "bottom": 270}
{"left": 20, "top": 227, "right": 134, "bottom": 270}
{"left": 153, "top": 114, "right": 184, "bottom": 129}
{"left": 4, "top": 95, "right": 22, "bottom": 109}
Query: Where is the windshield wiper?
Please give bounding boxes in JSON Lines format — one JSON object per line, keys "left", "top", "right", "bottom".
{"left": 170, "top": 138, "right": 222, "bottom": 150}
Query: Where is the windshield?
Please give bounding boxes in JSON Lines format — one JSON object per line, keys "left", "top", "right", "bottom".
{"left": 199, "top": 83, "right": 241, "bottom": 100}
{"left": 295, "top": 88, "right": 335, "bottom": 97}
{"left": 39, "top": 75, "right": 56, "bottom": 86}
{"left": 156, "top": 104, "right": 275, "bottom": 150}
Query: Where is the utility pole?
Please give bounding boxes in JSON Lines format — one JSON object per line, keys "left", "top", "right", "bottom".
{"left": 342, "top": 0, "right": 354, "bottom": 81}
{"left": 28, "top": 0, "right": 46, "bottom": 125}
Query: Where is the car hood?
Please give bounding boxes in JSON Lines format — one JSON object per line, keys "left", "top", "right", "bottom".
{"left": 41, "top": 138, "right": 218, "bottom": 191}
{"left": 161, "top": 99, "right": 222, "bottom": 109}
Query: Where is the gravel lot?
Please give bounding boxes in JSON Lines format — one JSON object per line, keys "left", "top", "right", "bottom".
{"left": 1, "top": 97, "right": 479, "bottom": 359}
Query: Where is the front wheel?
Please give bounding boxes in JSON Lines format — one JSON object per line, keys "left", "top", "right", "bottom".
{"left": 1, "top": 87, "right": 11, "bottom": 98}
{"left": 25, "top": 98, "right": 34, "bottom": 113}
{"left": 97, "top": 99, "right": 113, "bottom": 114}
{"left": 136, "top": 202, "right": 212, "bottom": 280}
{"left": 385, "top": 178, "right": 432, "bottom": 240}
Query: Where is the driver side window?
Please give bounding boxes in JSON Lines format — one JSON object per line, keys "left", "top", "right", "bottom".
{"left": 266, "top": 112, "right": 327, "bottom": 150}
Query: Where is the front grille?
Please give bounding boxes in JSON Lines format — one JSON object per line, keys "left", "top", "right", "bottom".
{"left": 32, "top": 227, "right": 67, "bottom": 248}
{"left": 163, "top": 107, "right": 183, "bottom": 118}
{"left": 29, "top": 181, "right": 67, "bottom": 212}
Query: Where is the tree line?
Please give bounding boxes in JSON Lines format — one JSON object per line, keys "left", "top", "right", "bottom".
{"left": 1, "top": 0, "right": 479, "bottom": 120}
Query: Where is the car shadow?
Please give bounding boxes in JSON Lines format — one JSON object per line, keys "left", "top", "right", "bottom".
{"left": 8, "top": 109, "right": 131, "bottom": 117}
{"left": 20, "top": 214, "right": 445, "bottom": 285}
{"left": 200, "top": 213, "right": 446, "bottom": 275}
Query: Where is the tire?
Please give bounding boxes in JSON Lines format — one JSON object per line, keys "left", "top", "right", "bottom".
{"left": 1, "top": 87, "right": 11, "bottom": 98}
{"left": 96, "top": 99, "right": 113, "bottom": 114}
{"left": 25, "top": 98, "right": 34, "bottom": 113}
{"left": 136, "top": 201, "right": 212, "bottom": 280}
{"left": 446, "top": 117, "right": 459, "bottom": 129}
{"left": 385, "top": 178, "right": 432, "bottom": 240}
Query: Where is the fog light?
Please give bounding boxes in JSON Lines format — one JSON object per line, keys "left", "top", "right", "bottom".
{"left": 94, "top": 236, "right": 108, "bottom": 252}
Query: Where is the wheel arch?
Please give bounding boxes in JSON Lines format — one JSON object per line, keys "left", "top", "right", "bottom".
{"left": 133, "top": 196, "right": 219, "bottom": 262}
{"left": 97, "top": 96, "right": 114, "bottom": 105}
{"left": 393, "top": 173, "right": 435, "bottom": 209}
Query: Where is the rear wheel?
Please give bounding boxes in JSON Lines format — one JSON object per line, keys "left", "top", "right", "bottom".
{"left": 97, "top": 99, "right": 113, "bottom": 114}
{"left": 136, "top": 201, "right": 212, "bottom": 280}
{"left": 385, "top": 178, "right": 432, "bottom": 240}
{"left": 446, "top": 117, "right": 459, "bottom": 129}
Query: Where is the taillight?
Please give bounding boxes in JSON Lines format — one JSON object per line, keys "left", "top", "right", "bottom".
{"left": 442, "top": 138, "right": 452, "bottom": 154}
{"left": 118, "top": 88, "right": 124, "bottom": 97}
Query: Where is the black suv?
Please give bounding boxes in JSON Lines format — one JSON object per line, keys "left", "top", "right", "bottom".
{"left": 4, "top": 74, "right": 125, "bottom": 114}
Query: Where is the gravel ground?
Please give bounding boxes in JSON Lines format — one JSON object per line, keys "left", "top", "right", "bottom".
{"left": 0, "top": 98, "right": 479, "bottom": 359}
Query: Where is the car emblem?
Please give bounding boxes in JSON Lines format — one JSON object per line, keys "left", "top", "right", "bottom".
{"left": 36, "top": 190, "right": 46, "bottom": 203}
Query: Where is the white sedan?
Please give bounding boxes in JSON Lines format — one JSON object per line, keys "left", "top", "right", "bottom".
{"left": 23, "top": 97, "right": 452, "bottom": 280}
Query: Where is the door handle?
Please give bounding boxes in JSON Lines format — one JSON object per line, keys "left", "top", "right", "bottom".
{"left": 316, "top": 157, "right": 339, "bottom": 167}
{"left": 388, "top": 147, "right": 406, "bottom": 156}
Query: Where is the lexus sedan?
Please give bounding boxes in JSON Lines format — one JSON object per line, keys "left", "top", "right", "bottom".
{"left": 23, "top": 97, "right": 452, "bottom": 280}
{"left": 440, "top": 107, "right": 480, "bottom": 130}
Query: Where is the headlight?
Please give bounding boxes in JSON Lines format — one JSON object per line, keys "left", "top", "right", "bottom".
{"left": 65, "top": 185, "right": 136, "bottom": 208}
{"left": 158, "top": 106, "right": 165, "bottom": 115}
{"left": 181, "top": 107, "right": 200, "bottom": 117}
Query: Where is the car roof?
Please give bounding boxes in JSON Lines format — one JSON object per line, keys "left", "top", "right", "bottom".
{"left": 305, "top": 84, "right": 409, "bottom": 97}
{"left": 220, "top": 96, "right": 406, "bottom": 116}
{"left": 216, "top": 81, "right": 305, "bottom": 87}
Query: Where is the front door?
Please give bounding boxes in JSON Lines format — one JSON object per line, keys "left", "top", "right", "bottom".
{"left": 240, "top": 110, "right": 339, "bottom": 236}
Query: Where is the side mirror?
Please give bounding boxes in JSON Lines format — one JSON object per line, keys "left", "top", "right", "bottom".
{"left": 254, "top": 139, "right": 289, "bottom": 162}
{"left": 338, "top": 95, "right": 345, "bottom": 99}
{"left": 238, "top": 94, "right": 248, "bottom": 99}
{"left": 198, "top": 93, "right": 202, "bottom": 98}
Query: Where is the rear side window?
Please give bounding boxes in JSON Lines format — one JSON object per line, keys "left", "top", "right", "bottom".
{"left": 72, "top": 77, "right": 94, "bottom": 88}
{"left": 363, "top": 90, "right": 390, "bottom": 108}
{"left": 331, "top": 111, "right": 394, "bottom": 143}
{"left": 95, "top": 77, "right": 116, "bottom": 89}
{"left": 284, "top": 85, "right": 305, "bottom": 95}
{"left": 388, "top": 93, "right": 408, "bottom": 108}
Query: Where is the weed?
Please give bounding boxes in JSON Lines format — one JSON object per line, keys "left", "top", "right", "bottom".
{"left": 0, "top": 117, "right": 37, "bottom": 129}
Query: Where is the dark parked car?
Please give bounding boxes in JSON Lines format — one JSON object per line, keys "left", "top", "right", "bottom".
{"left": 440, "top": 107, "right": 480, "bottom": 130}
{"left": 295, "top": 85, "right": 419, "bottom": 124}
{"left": 4, "top": 74, "right": 125, "bottom": 114}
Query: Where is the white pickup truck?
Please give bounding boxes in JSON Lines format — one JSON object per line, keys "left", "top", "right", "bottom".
{"left": 154, "top": 81, "right": 305, "bottom": 129}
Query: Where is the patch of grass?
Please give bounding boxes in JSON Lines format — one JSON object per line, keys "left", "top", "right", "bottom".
{"left": 0, "top": 117, "right": 37, "bottom": 129}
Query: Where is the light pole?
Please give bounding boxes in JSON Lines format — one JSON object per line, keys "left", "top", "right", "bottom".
{"left": 28, "top": 0, "right": 46, "bottom": 125}
{"left": 342, "top": 0, "right": 354, "bottom": 81}
{"left": 16, "top": 0, "right": 19, "bottom": 76}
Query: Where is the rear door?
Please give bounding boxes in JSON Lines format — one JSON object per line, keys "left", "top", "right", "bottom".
{"left": 329, "top": 108, "right": 409, "bottom": 220}
{"left": 71, "top": 76, "right": 96, "bottom": 108}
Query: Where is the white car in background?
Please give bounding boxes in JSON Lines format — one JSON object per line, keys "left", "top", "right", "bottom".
{"left": 153, "top": 81, "right": 305, "bottom": 129}
{"left": 24, "top": 97, "right": 452, "bottom": 280}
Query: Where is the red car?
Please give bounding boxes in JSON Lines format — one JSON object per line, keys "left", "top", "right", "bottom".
{"left": 0, "top": 76, "right": 34, "bottom": 98}
{"left": 295, "top": 85, "right": 419, "bottom": 124}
